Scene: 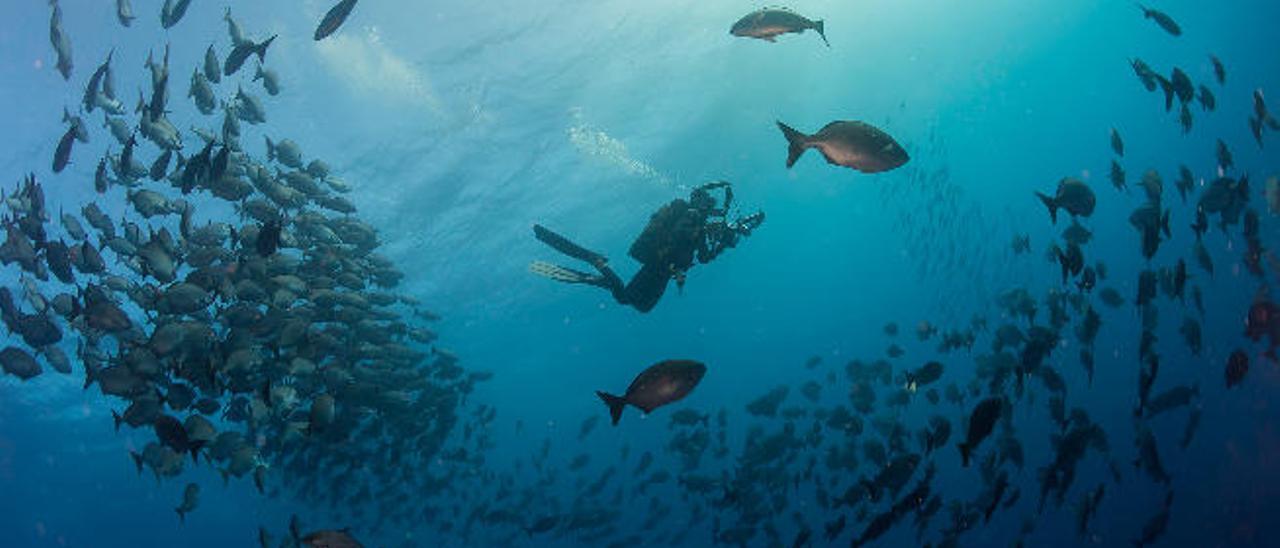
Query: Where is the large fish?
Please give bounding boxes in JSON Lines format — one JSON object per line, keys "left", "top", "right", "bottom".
{"left": 315, "top": 0, "right": 359, "bottom": 41}
{"left": 597, "top": 360, "right": 706, "bottom": 425}
{"left": 958, "top": 397, "right": 1003, "bottom": 466}
{"left": 777, "top": 120, "right": 908, "bottom": 173}
{"left": 730, "top": 8, "right": 827, "bottom": 47}
{"left": 225, "top": 35, "right": 278, "bottom": 77}
{"left": 1035, "top": 177, "right": 1096, "bottom": 223}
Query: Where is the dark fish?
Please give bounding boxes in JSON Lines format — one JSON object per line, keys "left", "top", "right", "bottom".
{"left": 777, "top": 120, "right": 909, "bottom": 173}
{"left": 1137, "top": 4, "right": 1182, "bottom": 36}
{"left": 1110, "top": 160, "right": 1127, "bottom": 192}
{"left": 53, "top": 124, "right": 77, "bottom": 173}
{"left": 1110, "top": 128, "right": 1124, "bottom": 156}
{"left": 175, "top": 482, "right": 199, "bottom": 523}
{"left": 301, "top": 529, "right": 364, "bottom": 548}
{"left": 255, "top": 220, "right": 282, "bottom": 257}
{"left": 225, "top": 35, "right": 278, "bottom": 77}
{"left": 1225, "top": 349, "right": 1248, "bottom": 388}
{"left": 1179, "top": 103, "right": 1193, "bottom": 134}
{"left": 1197, "top": 85, "right": 1215, "bottom": 111}
{"left": 1210, "top": 55, "right": 1225, "bottom": 85}
{"left": 149, "top": 149, "right": 173, "bottom": 181}
{"left": 1175, "top": 165, "right": 1193, "bottom": 203}
{"left": 903, "top": 361, "right": 943, "bottom": 390}
{"left": 958, "top": 397, "right": 1002, "bottom": 466}
{"left": 1170, "top": 68, "right": 1194, "bottom": 104}
{"left": 730, "top": 8, "right": 827, "bottom": 47}
{"left": 1132, "top": 492, "right": 1174, "bottom": 547}
{"left": 160, "top": 0, "right": 194, "bottom": 29}
{"left": 0, "top": 346, "right": 43, "bottom": 380}
{"left": 45, "top": 239, "right": 74, "bottom": 283}
{"left": 315, "top": 0, "right": 359, "bottom": 41}
{"left": 1036, "top": 177, "right": 1096, "bottom": 222}
{"left": 1131, "top": 58, "right": 1157, "bottom": 92}
{"left": 596, "top": 359, "right": 706, "bottom": 425}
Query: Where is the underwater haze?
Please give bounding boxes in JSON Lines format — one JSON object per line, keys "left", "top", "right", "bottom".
{"left": 2, "top": 0, "right": 1280, "bottom": 546}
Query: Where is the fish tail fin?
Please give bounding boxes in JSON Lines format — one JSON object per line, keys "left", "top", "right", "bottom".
{"left": 596, "top": 391, "right": 627, "bottom": 426}
{"left": 265, "top": 136, "right": 275, "bottom": 162}
{"left": 129, "top": 450, "right": 144, "bottom": 475}
{"left": 958, "top": 443, "right": 971, "bottom": 467}
{"left": 253, "top": 62, "right": 264, "bottom": 81}
{"left": 814, "top": 20, "right": 829, "bottom": 47}
{"left": 176, "top": 508, "right": 186, "bottom": 524}
{"left": 255, "top": 35, "right": 277, "bottom": 63}
{"left": 777, "top": 121, "right": 808, "bottom": 168}
{"left": 1035, "top": 192, "right": 1058, "bottom": 223}
{"left": 111, "top": 409, "right": 123, "bottom": 432}
{"left": 1160, "top": 210, "right": 1171, "bottom": 238}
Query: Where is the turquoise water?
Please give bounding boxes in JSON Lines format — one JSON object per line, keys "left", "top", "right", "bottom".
{"left": 1, "top": 1, "right": 1278, "bottom": 546}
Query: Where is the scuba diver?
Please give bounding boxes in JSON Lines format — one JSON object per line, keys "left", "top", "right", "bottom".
{"left": 530, "top": 181, "right": 765, "bottom": 313}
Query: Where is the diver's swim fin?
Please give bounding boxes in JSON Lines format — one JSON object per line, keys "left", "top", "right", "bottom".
{"left": 529, "top": 261, "right": 599, "bottom": 285}
{"left": 533, "top": 224, "right": 607, "bottom": 265}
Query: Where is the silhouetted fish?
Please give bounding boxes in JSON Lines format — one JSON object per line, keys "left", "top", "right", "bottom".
{"left": 597, "top": 360, "right": 706, "bottom": 425}
{"left": 1137, "top": 4, "right": 1182, "bottom": 36}
{"left": 777, "top": 120, "right": 909, "bottom": 173}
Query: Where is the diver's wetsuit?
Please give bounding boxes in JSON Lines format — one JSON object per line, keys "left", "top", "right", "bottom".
{"left": 532, "top": 182, "right": 764, "bottom": 313}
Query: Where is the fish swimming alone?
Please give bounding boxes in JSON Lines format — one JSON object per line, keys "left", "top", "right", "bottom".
{"left": 777, "top": 120, "right": 909, "bottom": 173}
{"left": 315, "top": 0, "right": 359, "bottom": 41}
{"left": 730, "top": 7, "right": 828, "bottom": 47}
{"left": 597, "top": 360, "right": 706, "bottom": 425}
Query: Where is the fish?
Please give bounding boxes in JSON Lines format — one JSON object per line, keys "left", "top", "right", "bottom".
{"left": 189, "top": 70, "right": 217, "bottom": 115}
{"left": 596, "top": 359, "right": 706, "bottom": 425}
{"left": 1210, "top": 54, "right": 1225, "bottom": 85}
{"left": 225, "top": 35, "right": 278, "bottom": 77}
{"left": 1178, "top": 103, "right": 1193, "bottom": 133}
{"left": 1132, "top": 492, "right": 1174, "bottom": 547}
{"left": 175, "top": 483, "right": 199, "bottom": 523}
{"left": 301, "top": 529, "right": 364, "bottom": 548}
{"left": 49, "top": 3, "right": 73, "bottom": 80}
{"left": 958, "top": 397, "right": 1003, "bottom": 466}
{"left": 203, "top": 46, "right": 222, "bottom": 85}
{"left": 253, "top": 64, "right": 281, "bottom": 96}
{"left": 1170, "top": 68, "right": 1194, "bottom": 104}
{"left": 777, "top": 120, "right": 909, "bottom": 173}
{"left": 1139, "top": 170, "right": 1163, "bottom": 204}
{"left": 315, "top": 0, "right": 359, "bottom": 41}
{"left": 1175, "top": 165, "right": 1194, "bottom": 203}
{"left": 0, "top": 346, "right": 43, "bottom": 380}
{"left": 1137, "top": 4, "right": 1182, "bottom": 37}
{"left": 903, "top": 361, "right": 943, "bottom": 391}
{"left": 256, "top": 220, "right": 282, "bottom": 256}
{"left": 1110, "top": 160, "right": 1127, "bottom": 192}
{"left": 266, "top": 137, "right": 304, "bottom": 168}
{"left": 52, "top": 124, "right": 77, "bottom": 173}
{"left": 116, "top": 0, "right": 135, "bottom": 26}
{"left": 1265, "top": 176, "right": 1279, "bottom": 214}
{"left": 1225, "top": 349, "right": 1248, "bottom": 388}
{"left": 1131, "top": 58, "right": 1157, "bottom": 92}
{"left": 1197, "top": 84, "right": 1215, "bottom": 111}
{"left": 160, "top": 0, "right": 194, "bottom": 29}
{"left": 63, "top": 107, "right": 88, "bottom": 143}
{"left": 1035, "top": 177, "right": 1096, "bottom": 222}
{"left": 1109, "top": 128, "right": 1124, "bottom": 156}
{"left": 730, "top": 8, "right": 828, "bottom": 47}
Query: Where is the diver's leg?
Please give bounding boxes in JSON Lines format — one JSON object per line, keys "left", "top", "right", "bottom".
{"left": 620, "top": 264, "right": 669, "bottom": 313}
{"left": 532, "top": 224, "right": 608, "bottom": 266}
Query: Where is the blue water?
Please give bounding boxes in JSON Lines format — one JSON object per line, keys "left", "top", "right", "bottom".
{"left": 1, "top": 0, "right": 1279, "bottom": 546}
